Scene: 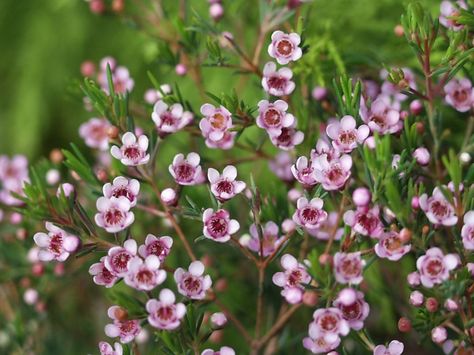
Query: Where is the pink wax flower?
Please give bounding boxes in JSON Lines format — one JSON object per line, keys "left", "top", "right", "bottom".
{"left": 409, "top": 290, "right": 424, "bottom": 306}
{"left": 95, "top": 196, "right": 135, "bottom": 233}
{"left": 0, "top": 155, "right": 29, "bottom": 206}
{"left": 105, "top": 306, "right": 141, "bottom": 343}
{"left": 146, "top": 289, "right": 186, "bottom": 330}
{"left": 333, "top": 289, "right": 370, "bottom": 331}
{"left": 308, "top": 211, "right": 344, "bottom": 241}
{"left": 352, "top": 187, "right": 371, "bottom": 207}
{"left": 144, "top": 84, "right": 171, "bottom": 104}
{"left": 169, "top": 152, "right": 205, "bottom": 185}
{"left": 202, "top": 208, "right": 240, "bottom": 243}
{"left": 309, "top": 307, "right": 350, "bottom": 343}
{"left": 257, "top": 99, "right": 295, "bottom": 136}
{"left": 247, "top": 221, "right": 283, "bottom": 257}
{"left": 79, "top": 118, "right": 111, "bottom": 151}
{"left": 431, "top": 326, "right": 448, "bottom": 344}
{"left": 152, "top": 100, "right": 193, "bottom": 135}
{"left": 419, "top": 187, "right": 458, "bottom": 226}
{"left": 374, "top": 231, "right": 411, "bottom": 261}
{"left": 199, "top": 103, "right": 233, "bottom": 140}
{"left": 416, "top": 247, "right": 459, "bottom": 288}
{"left": 33, "top": 222, "right": 80, "bottom": 262}
{"left": 261, "top": 62, "right": 296, "bottom": 97}
{"left": 461, "top": 211, "right": 474, "bottom": 250}
{"left": 334, "top": 252, "right": 365, "bottom": 285}
{"left": 267, "top": 31, "right": 302, "bottom": 65}
{"left": 204, "top": 130, "right": 237, "bottom": 150}
{"left": 360, "top": 96, "right": 401, "bottom": 135}
{"left": 373, "top": 340, "right": 404, "bottom": 355}
{"left": 208, "top": 165, "right": 246, "bottom": 202}
{"left": 89, "top": 256, "right": 119, "bottom": 288}
{"left": 210, "top": 312, "right": 228, "bottom": 328}
{"left": 174, "top": 260, "right": 212, "bottom": 300}
{"left": 291, "top": 156, "right": 318, "bottom": 188}
{"left": 124, "top": 255, "right": 166, "bottom": 291}
{"left": 312, "top": 139, "right": 341, "bottom": 162}
{"left": 407, "top": 271, "right": 421, "bottom": 287}
{"left": 269, "top": 122, "right": 304, "bottom": 150}
{"left": 343, "top": 205, "right": 383, "bottom": 238}
{"left": 413, "top": 147, "right": 431, "bottom": 166}
{"left": 440, "top": 1, "right": 467, "bottom": 31}
{"left": 312, "top": 86, "right": 328, "bottom": 101}
{"left": 293, "top": 197, "right": 328, "bottom": 231}
{"left": 326, "top": 115, "right": 370, "bottom": 153}
{"left": 138, "top": 234, "right": 173, "bottom": 262}
{"left": 313, "top": 154, "right": 352, "bottom": 191}
{"left": 110, "top": 132, "right": 150, "bottom": 166}
{"left": 104, "top": 239, "right": 138, "bottom": 277}
{"left": 272, "top": 254, "right": 311, "bottom": 304}
{"left": 103, "top": 176, "right": 140, "bottom": 207}
{"left": 201, "top": 347, "right": 235, "bottom": 355}
{"left": 444, "top": 78, "right": 474, "bottom": 112}
{"left": 303, "top": 335, "right": 340, "bottom": 354}
{"left": 98, "top": 58, "right": 134, "bottom": 94}
{"left": 99, "top": 341, "right": 123, "bottom": 355}
{"left": 56, "top": 183, "right": 75, "bottom": 198}
{"left": 269, "top": 151, "right": 295, "bottom": 182}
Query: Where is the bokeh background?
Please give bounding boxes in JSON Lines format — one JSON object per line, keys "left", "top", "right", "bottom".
{"left": 0, "top": 0, "right": 445, "bottom": 354}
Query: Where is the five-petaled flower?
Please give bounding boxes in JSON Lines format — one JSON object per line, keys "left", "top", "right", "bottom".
{"left": 174, "top": 260, "right": 212, "bottom": 300}
{"left": 267, "top": 31, "right": 302, "bottom": 65}
{"left": 152, "top": 100, "right": 193, "bottom": 135}
{"left": 95, "top": 196, "right": 135, "bottom": 233}
{"left": 111, "top": 132, "right": 150, "bottom": 166}
{"left": 272, "top": 254, "right": 311, "bottom": 304}
{"left": 208, "top": 165, "right": 246, "bottom": 202}
{"left": 262, "top": 62, "right": 296, "bottom": 97}
{"left": 202, "top": 208, "right": 240, "bottom": 243}
{"left": 146, "top": 289, "right": 186, "bottom": 330}
{"left": 104, "top": 305, "right": 141, "bottom": 343}
{"left": 33, "top": 222, "right": 80, "bottom": 262}
{"left": 169, "top": 152, "right": 205, "bottom": 185}
{"left": 416, "top": 247, "right": 459, "bottom": 288}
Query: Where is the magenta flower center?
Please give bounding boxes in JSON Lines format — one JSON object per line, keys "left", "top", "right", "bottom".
{"left": 210, "top": 113, "right": 227, "bottom": 130}
{"left": 319, "top": 314, "right": 338, "bottom": 331}
{"left": 90, "top": 124, "right": 108, "bottom": 141}
{"left": 356, "top": 212, "right": 378, "bottom": 233}
{"left": 216, "top": 180, "right": 233, "bottom": 194}
{"left": 157, "top": 306, "right": 174, "bottom": 321}
{"left": 147, "top": 241, "right": 166, "bottom": 257}
{"left": 276, "top": 128, "right": 292, "bottom": 146}
{"left": 431, "top": 200, "right": 449, "bottom": 217}
{"left": 175, "top": 163, "right": 195, "bottom": 182}
{"left": 341, "top": 301, "right": 361, "bottom": 320}
{"left": 183, "top": 275, "right": 202, "bottom": 292}
{"left": 208, "top": 217, "right": 228, "bottom": 237}
{"left": 112, "top": 251, "right": 131, "bottom": 272}
{"left": 123, "top": 145, "right": 142, "bottom": 160}
{"left": 276, "top": 39, "right": 294, "bottom": 56}
{"left": 338, "top": 130, "right": 356, "bottom": 145}
{"left": 325, "top": 165, "right": 345, "bottom": 183}
{"left": 101, "top": 266, "right": 115, "bottom": 283}
{"left": 454, "top": 89, "right": 468, "bottom": 102}
{"left": 268, "top": 75, "right": 287, "bottom": 90}
{"left": 49, "top": 234, "right": 63, "bottom": 255}
{"left": 341, "top": 258, "right": 360, "bottom": 276}
{"left": 426, "top": 259, "right": 443, "bottom": 276}
{"left": 301, "top": 207, "right": 322, "bottom": 223}
{"left": 263, "top": 108, "right": 282, "bottom": 126}
{"left": 161, "top": 112, "right": 177, "bottom": 126}
{"left": 120, "top": 320, "right": 137, "bottom": 334}
{"left": 288, "top": 269, "right": 302, "bottom": 286}
{"left": 105, "top": 208, "right": 124, "bottom": 225}
{"left": 112, "top": 187, "right": 134, "bottom": 202}
{"left": 382, "top": 236, "right": 402, "bottom": 252}
{"left": 137, "top": 269, "right": 154, "bottom": 284}
{"left": 371, "top": 114, "right": 387, "bottom": 128}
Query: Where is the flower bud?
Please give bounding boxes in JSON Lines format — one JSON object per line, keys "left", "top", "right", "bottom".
{"left": 422, "top": 225, "right": 430, "bottom": 235}
{"left": 201, "top": 254, "right": 213, "bottom": 267}
{"left": 89, "top": 0, "right": 105, "bottom": 14}
{"left": 399, "top": 228, "right": 412, "bottom": 243}
{"left": 16, "top": 228, "right": 27, "bottom": 241}
{"left": 215, "top": 278, "right": 228, "bottom": 292}
{"left": 444, "top": 298, "right": 458, "bottom": 312}
{"left": 209, "top": 329, "right": 224, "bottom": 343}
{"left": 210, "top": 312, "right": 227, "bottom": 328}
{"left": 411, "top": 196, "right": 419, "bottom": 209}
{"left": 114, "top": 307, "right": 128, "bottom": 321}
{"left": 56, "top": 183, "right": 75, "bottom": 198}
{"left": 288, "top": 188, "right": 302, "bottom": 202}
{"left": 319, "top": 253, "right": 333, "bottom": 266}
{"left": 10, "top": 212, "right": 22, "bottom": 224}
{"left": 107, "top": 125, "right": 120, "bottom": 140}
{"left": 398, "top": 317, "right": 411, "bottom": 332}
{"left": 394, "top": 24, "right": 404, "bottom": 37}
{"left": 49, "top": 149, "right": 64, "bottom": 164}
{"left": 352, "top": 187, "right": 371, "bottom": 207}
{"left": 337, "top": 288, "right": 357, "bottom": 306}
{"left": 96, "top": 169, "right": 108, "bottom": 183}
{"left": 431, "top": 326, "right": 447, "bottom": 344}
{"left": 426, "top": 297, "right": 439, "bottom": 312}
{"left": 409, "top": 290, "right": 424, "bottom": 306}
{"left": 410, "top": 100, "right": 423, "bottom": 115}
{"left": 302, "top": 291, "right": 318, "bottom": 307}
{"left": 281, "top": 218, "right": 296, "bottom": 234}
{"left": 460, "top": 152, "right": 471, "bottom": 164}
{"left": 54, "top": 263, "right": 65, "bottom": 276}
{"left": 400, "top": 110, "right": 409, "bottom": 120}
{"left": 407, "top": 271, "right": 420, "bottom": 287}
{"left": 46, "top": 169, "right": 60, "bottom": 185}
{"left": 112, "top": 0, "right": 124, "bottom": 13}
{"left": 413, "top": 147, "right": 430, "bottom": 166}
{"left": 209, "top": 3, "right": 224, "bottom": 20}
{"left": 161, "top": 188, "right": 177, "bottom": 206}
{"left": 175, "top": 63, "right": 187, "bottom": 76}
{"left": 312, "top": 86, "right": 328, "bottom": 101}
{"left": 416, "top": 122, "right": 425, "bottom": 134}
{"left": 23, "top": 288, "right": 39, "bottom": 305}
{"left": 135, "top": 329, "right": 149, "bottom": 344}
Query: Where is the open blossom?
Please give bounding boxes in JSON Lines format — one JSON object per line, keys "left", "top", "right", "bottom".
{"left": 444, "top": 78, "right": 474, "bottom": 112}
{"left": 151, "top": 100, "right": 193, "bottom": 135}
{"left": 416, "top": 247, "right": 459, "bottom": 288}
{"left": 269, "top": 151, "right": 295, "bottom": 182}
{"left": 204, "top": 130, "right": 237, "bottom": 150}
{"left": 440, "top": 1, "right": 467, "bottom": 31}
{"left": 79, "top": 118, "right": 111, "bottom": 151}
{"left": 104, "top": 239, "right": 138, "bottom": 277}
{"left": 313, "top": 154, "right": 352, "bottom": 191}
{"left": 291, "top": 156, "right": 318, "bottom": 188}
{"left": 309, "top": 308, "right": 350, "bottom": 343}
{"left": 269, "top": 122, "right": 304, "bottom": 150}
{"left": 272, "top": 254, "right": 311, "bottom": 304}
{"left": 208, "top": 165, "right": 246, "bottom": 202}
{"left": 293, "top": 197, "right": 328, "bottom": 231}
{"left": 374, "top": 231, "right": 411, "bottom": 261}
{"left": 312, "top": 139, "right": 340, "bottom": 162}
{"left": 257, "top": 99, "right": 295, "bottom": 136}
{"left": 373, "top": 340, "right": 404, "bottom": 355}
{"left": 103, "top": 176, "right": 140, "bottom": 207}
{"left": 419, "top": 187, "right": 458, "bottom": 226}
{"left": 202, "top": 208, "right": 240, "bottom": 243}
{"left": 326, "top": 115, "right": 369, "bottom": 153}
{"left": 144, "top": 84, "right": 171, "bottom": 104}
{"left": 110, "top": 132, "right": 150, "bottom": 166}
{"left": 105, "top": 306, "right": 141, "bottom": 344}
{"left": 334, "top": 252, "right": 365, "bottom": 285}
{"left": 138, "top": 234, "right": 173, "bottom": 262}
{"left": 89, "top": 256, "right": 118, "bottom": 288}
{"left": 33, "top": 222, "right": 80, "bottom": 262}
{"left": 169, "top": 152, "right": 205, "bottom": 185}
{"left": 98, "top": 57, "right": 134, "bottom": 94}
{"left": 461, "top": 211, "right": 474, "bottom": 250}
{"left": 201, "top": 347, "right": 235, "bottom": 355}
{"left": 333, "top": 289, "right": 370, "bottom": 331}
{"left": 124, "top": 256, "right": 166, "bottom": 291}
{"left": 267, "top": 31, "right": 302, "bottom": 64}
{"left": 308, "top": 211, "right": 344, "bottom": 241}
{"left": 146, "top": 289, "right": 186, "bottom": 330}
{"left": 99, "top": 341, "right": 123, "bottom": 355}
{"left": 174, "top": 261, "right": 212, "bottom": 300}
{"left": 95, "top": 196, "right": 135, "bottom": 233}
{"left": 247, "top": 221, "right": 283, "bottom": 257}
{"left": 262, "top": 62, "right": 295, "bottom": 97}
{"left": 200, "top": 103, "right": 233, "bottom": 140}
{"left": 303, "top": 335, "right": 340, "bottom": 354}
{"left": 344, "top": 205, "right": 383, "bottom": 238}
{"left": 360, "top": 96, "right": 401, "bottom": 135}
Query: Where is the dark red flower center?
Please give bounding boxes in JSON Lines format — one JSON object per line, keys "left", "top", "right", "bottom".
{"left": 341, "top": 258, "right": 360, "bottom": 276}
{"left": 263, "top": 108, "right": 282, "bottom": 126}
{"left": 175, "top": 163, "right": 195, "bottom": 182}
{"left": 338, "top": 130, "right": 356, "bottom": 145}
{"left": 112, "top": 251, "right": 131, "bottom": 271}
{"left": 426, "top": 259, "right": 443, "bottom": 276}
{"left": 105, "top": 208, "right": 124, "bottom": 225}
{"left": 124, "top": 145, "right": 142, "bottom": 160}
{"left": 183, "top": 275, "right": 202, "bottom": 292}
{"left": 216, "top": 180, "right": 233, "bottom": 194}
{"left": 341, "top": 301, "right": 361, "bottom": 320}
{"left": 268, "top": 75, "right": 287, "bottom": 90}
{"left": 49, "top": 234, "right": 63, "bottom": 255}
{"left": 276, "top": 39, "right": 293, "bottom": 56}
{"left": 209, "top": 217, "right": 228, "bottom": 237}
{"left": 319, "top": 314, "right": 338, "bottom": 331}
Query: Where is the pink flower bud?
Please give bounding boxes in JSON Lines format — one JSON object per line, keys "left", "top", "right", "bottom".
{"left": 89, "top": 0, "right": 105, "bottom": 14}
{"left": 364, "top": 136, "right": 376, "bottom": 149}
{"left": 210, "top": 312, "right": 227, "bottom": 328}
{"left": 410, "top": 100, "right": 423, "bottom": 115}
{"left": 57, "top": 183, "right": 75, "bottom": 198}
{"left": 80, "top": 60, "right": 96, "bottom": 77}
{"left": 426, "top": 297, "right": 439, "bottom": 312}
{"left": 175, "top": 63, "right": 187, "bottom": 76}
{"left": 413, "top": 147, "right": 430, "bottom": 166}
{"left": 32, "top": 263, "right": 44, "bottom": 276}
{"left": 161, "top": 188, "right": 177, "bottom": 205}
{"left": 431, "top": 326, "right": 447, "bottom": 344}
{"left": 444, "top": 298, "right": 458, "bottom": 311}
{"left": 287, "top": 188, "right": 302, "bottom": 202}
{"left": 312, "top": 86, "right": 328, "bottom": 101}
{"left": 209, "top": 3, "right": 224, "bottom": 20}
{"left": 411, "top": 196, "right": 419, "bottom": 209}
{"left": 352, "top": 187, "right": 371, "bottom": 207}
{"left": 281, "top": 218, "right": 296, "bottom": 234}
{"left": 409, "top": 290, "right": 424, "bottom": 306}
{"left": 23, "top": 288, "right": 39, "bottom": 305}
{"left": 54, "top": 263, "right": 65, "bottom": 276}
{"left": 337, "top": 288, "right": 357, "bottom": 306}
{"left": 400, "top": 110, "right": 409, "bottom": 120}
